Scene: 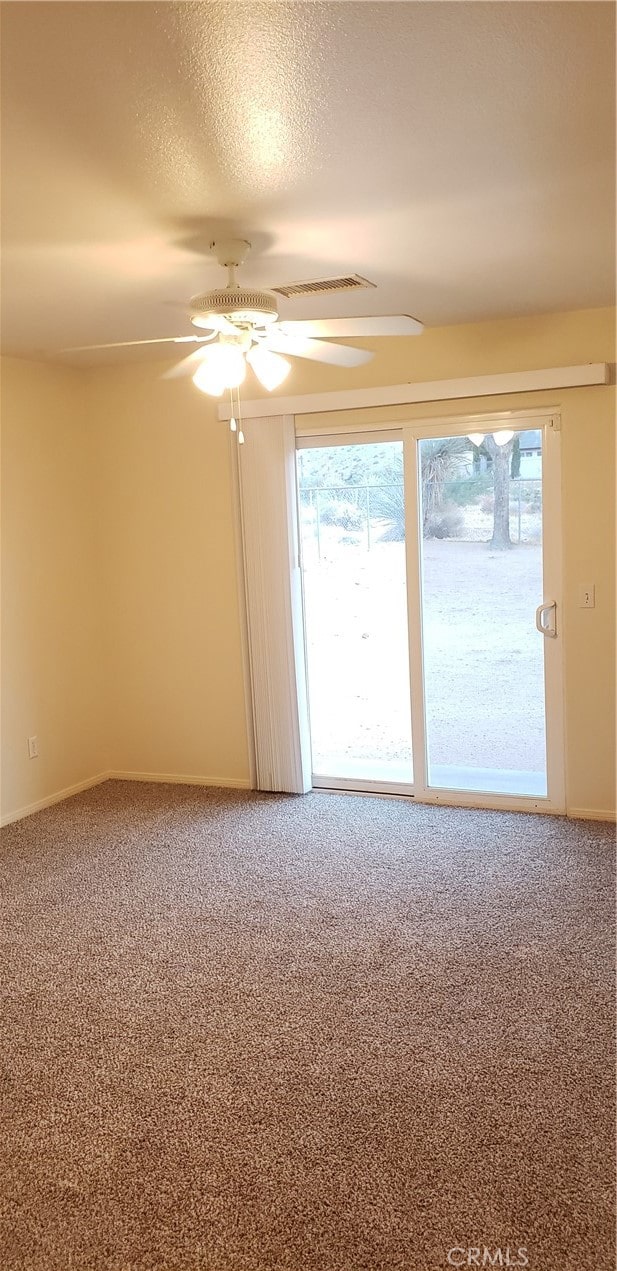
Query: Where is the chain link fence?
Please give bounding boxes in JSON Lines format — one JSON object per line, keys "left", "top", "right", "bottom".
{"left": 299, "top": 478, "right": 542, "bottom": 558}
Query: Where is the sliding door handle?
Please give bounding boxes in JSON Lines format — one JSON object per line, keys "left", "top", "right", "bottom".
{"left": 535, "top": 601, "right": 557, "bottom": 638}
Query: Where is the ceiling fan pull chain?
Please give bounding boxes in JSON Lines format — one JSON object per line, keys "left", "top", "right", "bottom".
{"left": 236, "top": 386, "right": 245, "bottom": 445}
{"left": 229, "top": 386, "right": 237, "bottom": 432}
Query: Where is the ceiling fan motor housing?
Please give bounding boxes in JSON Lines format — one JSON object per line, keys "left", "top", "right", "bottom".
{"left": 189, "top": 287, "right": 279, "bottom": 329}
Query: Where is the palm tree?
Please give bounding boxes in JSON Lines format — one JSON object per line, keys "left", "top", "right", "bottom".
{"left": 376, "top": 437, "right": 467, "bottom": 540}
{"left": 420, "top": 437, "right": 467, "bottom": 533}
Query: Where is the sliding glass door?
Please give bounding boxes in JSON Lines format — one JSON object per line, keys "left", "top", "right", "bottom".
{"left": 415, "top": 429, "right": 548, "bottom": 796}
{"left": 298, "top": 415, "right": 564, "bottom": 811}
{"left": 297, "top": 438, "right": 413, "bottom": 789}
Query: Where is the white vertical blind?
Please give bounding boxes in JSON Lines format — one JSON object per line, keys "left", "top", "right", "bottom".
{"left": 237, "top": 414, "right": 312, "bottom": 793}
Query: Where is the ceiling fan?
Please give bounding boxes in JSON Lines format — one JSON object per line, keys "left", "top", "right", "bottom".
{"left": 63, "top": 238, "right": 424, "bottom": 396}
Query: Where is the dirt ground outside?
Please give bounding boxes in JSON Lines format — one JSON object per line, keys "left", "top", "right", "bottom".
{"left": 301, "top": 520, "right": 546, "bottom": 784}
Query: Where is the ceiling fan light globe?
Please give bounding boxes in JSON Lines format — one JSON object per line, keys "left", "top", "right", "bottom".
{"left": 247, "top": 346, "right": 291, "bottom": 391}
{"left": 192, "top": 343, "right": 246, "bottom": 395}
{"left": 192, "top": 364, "right": 226, "bottom": 396}
{"left": 467, "top": 433, "right": 485, "bottom": 447}
{"left": 493, "top": 429, "right": 515, "bottom": 446}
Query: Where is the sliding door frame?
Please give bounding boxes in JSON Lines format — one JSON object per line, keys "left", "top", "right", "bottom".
{"left": 297, "top": 406, "right": 565, "bottom": 814}
{"left": 297, "top": 429, "right": 416, "bottom": 798}
{"left": 403, "top": 409, "right": 565, "bottom": 815}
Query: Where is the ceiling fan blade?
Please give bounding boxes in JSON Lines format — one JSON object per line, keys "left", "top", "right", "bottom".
{"left": 161, "top": 346, "right": 214, "bottom": 380}
{"left": 60, "top": 334, "right": 212, "bottom": 353}
{"left": 185, "top": 311, "right": 240, "bottom": 336}
{"left": 277, "top": 315, "right": 424, "bottom": 338}
{"left": 263, "top": 330, "right": 373, "bottom": 367}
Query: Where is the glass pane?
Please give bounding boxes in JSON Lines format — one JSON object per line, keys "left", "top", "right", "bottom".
{"left": 418, "top": 428, "right": 547, "bottom": 796}
{"left": 298, "top": 441, "right": 413, "bottom": 783}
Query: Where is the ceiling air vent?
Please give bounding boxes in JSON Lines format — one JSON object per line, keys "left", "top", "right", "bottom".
{"left": 272, "top": 274, "right": 376, "bottom": 299}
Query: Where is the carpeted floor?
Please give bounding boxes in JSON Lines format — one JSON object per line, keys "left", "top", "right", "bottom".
{"left": 0, "top": 781, "right": 614, "bottom": 1271}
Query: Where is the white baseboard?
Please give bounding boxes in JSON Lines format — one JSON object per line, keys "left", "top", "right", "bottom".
{"left": 1, "top": 770, "right": 252, "bottom": 827}
{"left": 3, "top": 771, "right": 610, "bottom": 828}
{"left": 567, "top": 806, "right": 617, "bottom": 823}
{"left": 107, "top": 770, "right": 251, "bottom": 790}
{"left": 1, "top": 772, "right": 110, "bottom": 827}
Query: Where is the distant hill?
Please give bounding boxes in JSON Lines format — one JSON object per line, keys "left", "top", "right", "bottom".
{"left": 297, "top": 443, "right": 403, "bottom": 490}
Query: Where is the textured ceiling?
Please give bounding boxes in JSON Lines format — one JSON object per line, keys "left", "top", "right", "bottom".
{"left": 1, "top": 1, "right": 615, "bottom": 364}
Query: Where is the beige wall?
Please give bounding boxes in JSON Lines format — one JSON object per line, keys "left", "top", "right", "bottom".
{"left": 1, "top": 307, "right": 615, "bottom": 820}
{"left": 1, "top": 358, "right": 109, "bottom": 819}
{"left": 89, "top": 363, "right": 250, "bottom": 785}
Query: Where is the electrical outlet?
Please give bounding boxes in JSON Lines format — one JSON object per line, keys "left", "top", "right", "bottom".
{"left": 579, "top": 584, "right": 595, "bottom": 609}
{"left": 27, "top": 735, "right": 39, "bottom": 759}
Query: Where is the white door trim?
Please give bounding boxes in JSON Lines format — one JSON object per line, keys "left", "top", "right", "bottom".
{"left": 220, "top": 363, "right": 608, "bottom": 421}
{"left": 404, "top": 430, "right": 428, "bottom": 793}
{"left": 541, "top": 422, "right": 566, "bottom": 811}
{"left": 312, "top": 781, "right": 565, "bottom": 816}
